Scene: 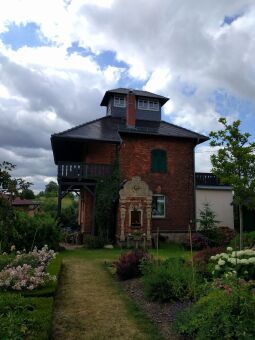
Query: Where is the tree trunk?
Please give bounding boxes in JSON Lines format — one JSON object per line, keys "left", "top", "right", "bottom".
{"left": 239, "top": 205, "right": 244, "bottom": 249}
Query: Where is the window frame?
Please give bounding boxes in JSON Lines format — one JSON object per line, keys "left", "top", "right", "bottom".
{"left": 152, "top": 194, "right": 166, "bottom": 218}
{"left": 151, "top": 149, "right": 167, "bottom": 173}
{"left": 114, "top": 95, "right": 126, "bottom": 108}
{"left": 138, "top": 97, "right": 159, "bottom": 111}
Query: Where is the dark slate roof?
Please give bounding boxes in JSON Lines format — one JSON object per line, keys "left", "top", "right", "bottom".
{"left": 51, "top": 116, "right": 208, "bottom": 143}
{"left": 100, "top": 88, "right": 169, "bottom": 106}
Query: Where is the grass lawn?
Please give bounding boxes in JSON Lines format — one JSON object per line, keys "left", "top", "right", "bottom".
{"left": 52, "top": 244, "right": 189, "bottom": 340}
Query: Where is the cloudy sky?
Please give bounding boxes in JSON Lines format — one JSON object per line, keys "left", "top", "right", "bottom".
{"left": 0, "top": 0, "right": 255, "bottom": 192}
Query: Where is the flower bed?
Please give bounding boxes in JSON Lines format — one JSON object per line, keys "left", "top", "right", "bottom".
{"left": 0, "top": 246, "right": 56, "bottom": 291}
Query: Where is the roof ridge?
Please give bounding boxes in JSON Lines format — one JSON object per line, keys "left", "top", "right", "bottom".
{"left": 51, "top": 116, "right": 109, "bottom": 137}
{"left": 160, "top": 119, "right": 209, "bottom": 139}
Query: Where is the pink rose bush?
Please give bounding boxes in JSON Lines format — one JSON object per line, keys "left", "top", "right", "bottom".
{"left": 0, "top": 245, "right": 56, "bottom": 291}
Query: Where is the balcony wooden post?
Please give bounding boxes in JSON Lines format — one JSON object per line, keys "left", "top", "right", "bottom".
{"left": 57, "top": 185, "right": 62, "bottom": 217}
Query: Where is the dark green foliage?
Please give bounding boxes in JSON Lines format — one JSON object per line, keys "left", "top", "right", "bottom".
{"left": 0, "top": 211, "right": 62, "bottom": 252}
{"left": 83, "top": 235, "right": 106, "bottom": 249}
{"left": 0, "top": 293, "right": 53, "bottom": 340}
{"left": 20, "top": 188, "right": 35, "bottom": 199}
{"left": 231, "top": 231, "right": 255, "bottom": 249}
{"left": 197, "top": 202, "right": 219, "bottom": 230}
{"left": 115, "top": 250, "right": 151, "bottom": 280}
{"left": 95, "top": 160, "right": 120, "bottom": 241}
{"left": 175, "top": 287, "right": 255, "bottom": 340}
{"left": 45, "top": 181, "right": 58, "bottom": 197}
{"left": 142, "top": 258, "right": 198, "bottom": 302}
{"left": 0, "top": 255, "right": 14, "bottom": 270}
{"left": 60, "top": 201, "right": 78, "bottom": 229}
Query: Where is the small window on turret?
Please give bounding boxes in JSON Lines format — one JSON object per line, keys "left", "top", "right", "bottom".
{"left": 138, "top": 98, "right": 159, "bottom": 111}
{"left": 114, "top": 95, "right": 126, "bottom": 108}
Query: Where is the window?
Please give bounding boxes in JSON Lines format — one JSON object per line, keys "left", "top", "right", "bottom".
{"left": 152, "top": 195, "right": 165, "bottom": 218}
{"left": 151, "top": 149, "right": 167, "bottom": 173}
{"left": 138, "top": 98, "right": 159, "bottom": 111}
{"left": 114, "top": 95, "right": 126, "bottom": 107}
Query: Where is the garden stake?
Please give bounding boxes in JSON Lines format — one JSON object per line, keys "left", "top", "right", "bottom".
{"left": 156, "top": 226, "right": 159, "bottom": 265}
{"left": 188, "top": 222, "right": 196, "bottom": 301}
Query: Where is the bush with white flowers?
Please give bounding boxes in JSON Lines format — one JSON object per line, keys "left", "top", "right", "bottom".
{"left": 0, "top": 245, "right": 56, "bottom": 291}
{"left": 210, "top": 247, "right": 255, "bottom": 280}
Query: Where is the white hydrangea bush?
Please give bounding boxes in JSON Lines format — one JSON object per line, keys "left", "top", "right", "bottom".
{"left": 0, "top": 245, "right": 56, "bottom": 291}
{"left": 210, "top": 247, "right": 255, "bottom": 280}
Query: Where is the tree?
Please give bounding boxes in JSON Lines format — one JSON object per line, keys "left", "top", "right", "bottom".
{"left": 209, "top": 118, "right": 255, "bottom": 248}
{"left": 0, "top": 161, "right": 32, "bottom": 251}
{"left": 20, "top": 188, "right": 35, "bottom": 199}
{"left": 45, "top": 181, "right": 58, "bottom": 196}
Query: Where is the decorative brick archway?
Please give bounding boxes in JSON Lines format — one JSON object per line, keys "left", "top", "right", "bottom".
{"left": 118, "top": 176, "right": 152, "bottom": 243}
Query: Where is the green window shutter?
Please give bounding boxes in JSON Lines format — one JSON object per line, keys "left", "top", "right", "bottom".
{"left": 151, "top": 149, "right": 167, "bottom": 173}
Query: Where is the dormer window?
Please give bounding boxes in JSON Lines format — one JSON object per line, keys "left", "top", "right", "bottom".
{"left": 138, "top": 98, "right": 159, "bottom": 111}
{"left": 114, "top": 95, "right": 126, "bottom": 108}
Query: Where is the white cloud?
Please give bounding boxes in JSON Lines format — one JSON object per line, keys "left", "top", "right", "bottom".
{"left": 1, "top": 0, "right": 255, "bottom": 189}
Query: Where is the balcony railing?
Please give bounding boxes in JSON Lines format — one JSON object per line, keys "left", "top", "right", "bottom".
{"left": 195, "top": 172, "right": 222, "bottom": 186}
{"left": 58, "top": 162, "right": 112, "bottom": 180}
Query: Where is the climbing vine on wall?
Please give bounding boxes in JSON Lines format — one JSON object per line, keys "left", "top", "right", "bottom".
{"left": 95, "top": 159, "right": 120, "bottom": 241}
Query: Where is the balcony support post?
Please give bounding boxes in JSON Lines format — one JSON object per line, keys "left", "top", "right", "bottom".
{"left": 57, "top": 184, "right": 62, "bottom": 217}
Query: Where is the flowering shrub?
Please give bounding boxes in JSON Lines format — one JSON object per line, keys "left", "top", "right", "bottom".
{"left": 192, "top": 247, "right": 226, "bottom": 278}
{"left": 183, "top": 232, "right": 209, "bottom": 250}
{"left": 115, "top": 250, "right": 151, "bottom": 280}
{"left": 210, "top": 247, "right": 255, "bottom": 280}
{"left": 0, "top": 246, "right": 56, "bottom": 291}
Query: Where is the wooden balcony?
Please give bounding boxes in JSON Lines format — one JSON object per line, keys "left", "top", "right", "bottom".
{"left": 195, "top": 172, "right": 221, "bottom": 186}
{"left": 58, "top": 162, "right": 112, "bottom": 181}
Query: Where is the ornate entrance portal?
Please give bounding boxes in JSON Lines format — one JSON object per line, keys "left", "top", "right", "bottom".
{"left": 118, "top": 176, "right": 152, "bottom": 244}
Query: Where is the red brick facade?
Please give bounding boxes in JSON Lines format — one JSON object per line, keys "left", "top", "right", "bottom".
{"left": 79, "top": 134, "right": 196, "bottom": 235}
{"left": 119, "top": 135, "right": 196, "bottom": 233}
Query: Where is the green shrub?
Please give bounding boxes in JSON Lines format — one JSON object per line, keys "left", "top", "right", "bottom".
{"left": 0, "top": 292, "right": 53, "bottom": 340}
{"left": 142, "top": 258, "right": 199, "bottom": 302}
{"left": 11, "top": 211, "right": 62, "bottom": 251}
{"left": 83, "top": 235, "right": 105, "bottom": 249}
{"left": 230, "top": 231, "right": 255, "bottom": 249}
{"left": 0, "top": 255, "right": 14, "bottom": 270}
{"left": 115, "top": 250, "right": 151, "bottom": 280}
{"left": 175, "top": 286, "right": 255, "bottom": 339}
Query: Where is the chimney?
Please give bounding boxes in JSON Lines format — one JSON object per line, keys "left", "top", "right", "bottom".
{"left": 126, "top": 90, "right": 136, "bottom": 127}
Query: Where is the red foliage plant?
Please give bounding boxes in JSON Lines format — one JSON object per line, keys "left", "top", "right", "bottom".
{"left": 115, "top": 250, "right": 151, "bottom": 281}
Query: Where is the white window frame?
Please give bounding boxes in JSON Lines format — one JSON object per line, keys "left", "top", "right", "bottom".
{"left": 152, "top": 194, "right": 166, "bottom": 218}
{"left": 114, "top": 95, "right": 126, "bottom": 108}
{"left": 138, "top": 98, "right": 159, "bottom": 111}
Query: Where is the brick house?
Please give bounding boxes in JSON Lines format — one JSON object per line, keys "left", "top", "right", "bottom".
{"left": 51, "top": 88, "right": 208, "bottom": 244}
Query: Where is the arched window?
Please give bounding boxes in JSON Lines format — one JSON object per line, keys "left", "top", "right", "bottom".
{"left": 151, "top": 149, "right": 167, "bottom": 173}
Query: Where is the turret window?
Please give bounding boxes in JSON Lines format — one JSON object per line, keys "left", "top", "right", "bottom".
{"left": 151, "top": 149, "right": 167, "bottom": 173}
{"left": 114, "top": 95, "right": 126, "bottom": 108}
{"left": 138, "top": 98, "right": 159, "bottom": 111}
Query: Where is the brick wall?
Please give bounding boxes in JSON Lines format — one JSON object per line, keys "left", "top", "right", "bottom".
{"left": 119, "top": 134, "right": 196, "bottom": 232}
{"left": 84, "top": 142, "right": 117, "bottom": 164}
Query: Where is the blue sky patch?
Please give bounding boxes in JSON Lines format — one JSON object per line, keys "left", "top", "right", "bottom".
{"left": 1, "top": 22, "right": 49, "bottom": 50}
{"left": 212, "top": 89, "right": 255, "bottom": 139}
{"left": 222, "top": 14, "right": 241, "bottom": 26}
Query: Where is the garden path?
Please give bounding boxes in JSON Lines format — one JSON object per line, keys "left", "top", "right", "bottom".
{"left": 52, "top": 250, "right": 161, "bottom": 340}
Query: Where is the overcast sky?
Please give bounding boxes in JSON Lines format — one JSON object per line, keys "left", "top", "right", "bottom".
{"left": 0, "top": 0, "right": 255, "bottom": 192}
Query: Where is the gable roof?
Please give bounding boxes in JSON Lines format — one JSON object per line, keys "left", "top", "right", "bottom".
{"left": 52, "top": 116, "right": 208, "bottom": 143}
{"left": 100, "top": 88, "right": 169, "bottom": 106}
